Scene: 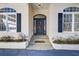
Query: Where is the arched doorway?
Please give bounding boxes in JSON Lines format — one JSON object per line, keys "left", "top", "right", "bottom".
{"left": 33, "top": 14, "right": 46, "bottom": 35}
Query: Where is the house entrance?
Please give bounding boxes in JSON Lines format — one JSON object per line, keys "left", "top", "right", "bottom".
{"left": 33, "top": 14, "right": 46, "bottom": 35}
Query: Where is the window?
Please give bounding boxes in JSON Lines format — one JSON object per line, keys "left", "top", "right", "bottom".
{"left": 0, "top": 7, "right": 16, "bottom": 12}
{"left": 0, "top": 8, "right": 16, "bottom": 32}
{"left": 63, "top": 7, "right": 79, "bottom": 32}
{"left": 63, "top": 7, "right": 79, "bottom": 12}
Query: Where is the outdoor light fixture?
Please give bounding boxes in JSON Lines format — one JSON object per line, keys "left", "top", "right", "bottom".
{"left": 38, "top": 3, "right": 41, "bottom": 7}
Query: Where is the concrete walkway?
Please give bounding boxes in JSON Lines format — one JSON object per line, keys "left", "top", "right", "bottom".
{"left": 26, "top": 35, "right": 53, "bottom": 50}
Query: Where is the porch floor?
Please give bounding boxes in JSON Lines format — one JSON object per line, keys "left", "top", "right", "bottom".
{"left": 26, "top": 35, "right": 53, "bottom": 50}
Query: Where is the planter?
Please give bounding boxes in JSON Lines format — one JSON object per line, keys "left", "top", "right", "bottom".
{"left": 53, "top": 43, "right": 79, "bottom": 50}
{"left": 0, "top": 41, "right": 28, "bottom": 49}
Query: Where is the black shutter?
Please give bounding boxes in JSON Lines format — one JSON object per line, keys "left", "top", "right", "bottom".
{"left": 58, "top": 13, "right": 63, "bottom": 32}
{"left": 17, "top": 13, "right": 21, "bottom": 32}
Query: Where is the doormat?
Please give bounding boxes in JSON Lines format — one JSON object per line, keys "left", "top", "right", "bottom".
{"left": 35, "top": 41, "right": 45, "bottom": 43}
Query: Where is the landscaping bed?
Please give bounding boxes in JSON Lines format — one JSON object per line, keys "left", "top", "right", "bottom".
{"left": 53, "top": 39, "right": 79, "bottom": 44}
{"left": 53, "top": 37, "right": 79, "bottom": 50}
{"left": 0, "top": 36, "right": 28, "bottom": 49}
{"left": 0, "top": 42, "right": 28, "bottom": 49}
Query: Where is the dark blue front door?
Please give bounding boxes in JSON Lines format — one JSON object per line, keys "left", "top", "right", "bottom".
{"left": 34, "top": 18, "right": 46, "bottom": 35}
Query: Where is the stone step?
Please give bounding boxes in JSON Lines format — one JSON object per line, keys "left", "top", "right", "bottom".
{"left": 26, "top": 44, "right": 53, "bottom": 50}
{"left": 31, "top": 39, "right": 49, "bottom": 42}
{"left": 32, "top": 35, "right": 49, "bottom": 39}
{"left": 30, "top": 39, "right": 50, "bottom": 44}
{"left": 30, "top": 40, "right": 49, "bottom": 43}
{"left": 27, "top": 35, "right": 53, "bottom": 50}
{"left": 30, "top": 41, "right": 50, "bottom": 44}
{"left": 29, "top": 41, "right": 52, "bottom": 45}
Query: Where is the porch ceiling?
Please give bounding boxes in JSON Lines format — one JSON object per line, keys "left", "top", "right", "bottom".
{"left": 30, "top": 3, "right": 50, "bottom": 10}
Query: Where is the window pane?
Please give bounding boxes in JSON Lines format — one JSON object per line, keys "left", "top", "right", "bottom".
{"left": 0, "top": 14, "right": 6, "bottom": 31}
{"left": 64, "top": 14, "right": 72, "bottom": 22}
{"left": 74, "top": 14, "right": 79, "bottom": 22}
{"left": 64, "top": 22, "right": 72, "bottom": 31}
{"left": 74, "top": 14, "right": 79, "bottom": 31}
{"left": 74, "top": 23, "right": 79, "bottom": 31}
{"left": 8, "top": 17, "right": 16, "bottom": 22}
{"left": 7, "top": 14, "right": 16, "bottom": 32}
{"left": 64, "top": 14, "right": 72, "bottom": 31}
{"left": 8, "top": 14, "right": 16, "bottom": 18}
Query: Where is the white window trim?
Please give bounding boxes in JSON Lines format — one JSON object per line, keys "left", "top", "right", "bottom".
{"left": 0, "top": 13, "right": 17, "bottom": 33}
{"left": 63, "top": 12, "right": 79, "bottom": 33}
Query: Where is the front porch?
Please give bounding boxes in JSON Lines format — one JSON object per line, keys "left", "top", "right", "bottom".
{"left": 27, "top": 35, "right": 53, "bottom": 50}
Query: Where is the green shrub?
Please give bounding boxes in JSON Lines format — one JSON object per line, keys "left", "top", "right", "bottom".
{"left": 53, "top": 39, "right": 79, "bottom": 44}
{"left": 0, "top": 36, "right": 26, "bottom": 42}
{"left": 0, "top": 36, "right": 13, "bottom": 42}
{"left": 13, "top": 39, "right": 26, "bottom": 42}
